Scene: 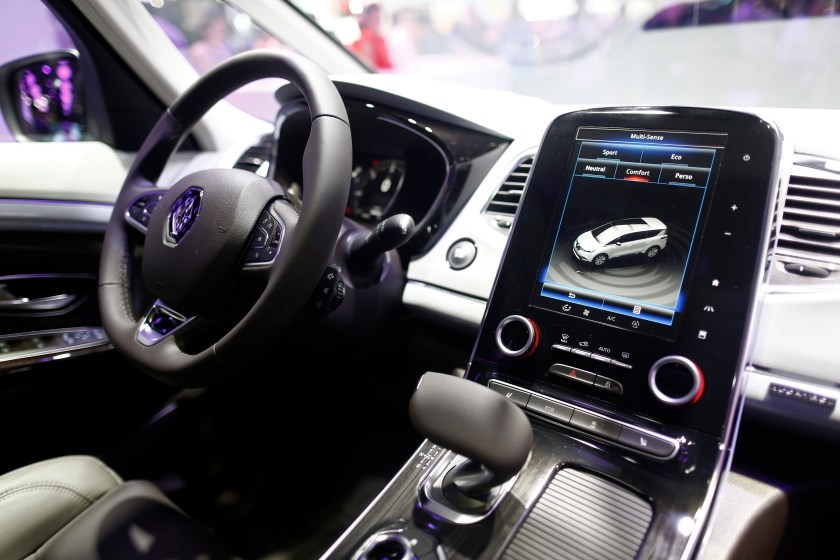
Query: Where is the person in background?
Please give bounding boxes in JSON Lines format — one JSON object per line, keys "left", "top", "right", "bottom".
{"left": 350, "top": 3, "right": 393, "bottom": 71}
{"left": 188, "top": 12, "right": 234, "bottom": 74}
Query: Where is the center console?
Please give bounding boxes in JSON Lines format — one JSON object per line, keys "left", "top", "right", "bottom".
{"left": 321, "top": 107, "right": 781, "bottom": 560}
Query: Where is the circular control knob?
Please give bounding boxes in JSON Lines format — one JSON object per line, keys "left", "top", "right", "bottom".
{"left": 649, "top": 356, "right": 704, "bottom": 406}
{"left": 495, "top": 315, "right": 539, "bottom": 358}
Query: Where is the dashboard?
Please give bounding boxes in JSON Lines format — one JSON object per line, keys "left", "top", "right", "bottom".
{"left": 215, "top": 73, "right": 840, "bottom": 559}
{"left": 268, "top": 85, "right": 511, "bottom": 257}
{"left": 245, "top": 76, "right": 840, "bottom": 447}
{"left": 320, "top": 104, "right": 789, "bottom": 560}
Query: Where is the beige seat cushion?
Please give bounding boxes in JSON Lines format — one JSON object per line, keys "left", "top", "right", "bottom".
{"left": 0, "top": 455, "right": 122, "bottom": 560}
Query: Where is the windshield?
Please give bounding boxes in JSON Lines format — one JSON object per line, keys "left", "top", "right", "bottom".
{"left": 286, "top": 0, "right": 838, "bottom": 110}
{"left": 144, "top": 0, "right": 839, "bottom": 114}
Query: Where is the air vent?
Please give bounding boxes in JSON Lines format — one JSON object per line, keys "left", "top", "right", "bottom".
{"left": 233, "top": 134, "right": 273, "bottom": 177}
{"left": 485, "top": 156, "right": 534, "bottom": 217}
{"left": 776, "top": 168, "right": 840, "bottom": 266}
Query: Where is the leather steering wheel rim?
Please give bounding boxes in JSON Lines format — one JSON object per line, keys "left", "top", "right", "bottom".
{"left": 98, "top": 50, "right": 351, "bottom": 387}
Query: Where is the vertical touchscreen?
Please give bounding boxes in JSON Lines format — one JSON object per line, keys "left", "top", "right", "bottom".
{"left": 532, "top": 127, "right": 727, "bottom": 339}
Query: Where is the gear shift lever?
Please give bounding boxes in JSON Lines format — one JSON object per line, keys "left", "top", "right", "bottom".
{"left": 409, "top": 372, "right": 533, "bottom": 515}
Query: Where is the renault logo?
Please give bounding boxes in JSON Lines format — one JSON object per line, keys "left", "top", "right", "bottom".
{"left": 166, "top": 187, "right": 202, "bottom": 245}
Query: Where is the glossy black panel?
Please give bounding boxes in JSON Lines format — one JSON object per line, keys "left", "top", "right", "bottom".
{"left": 470, "top": 107, "right": 780, "bottom": 438}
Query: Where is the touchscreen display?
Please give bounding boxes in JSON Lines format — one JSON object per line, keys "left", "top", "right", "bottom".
{"left": 532, "top": 126, "right": 727, "bottom": 339}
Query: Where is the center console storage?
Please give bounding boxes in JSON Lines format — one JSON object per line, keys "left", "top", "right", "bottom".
{"left": 321, "top": 107, "right": 782, "bottom": 560}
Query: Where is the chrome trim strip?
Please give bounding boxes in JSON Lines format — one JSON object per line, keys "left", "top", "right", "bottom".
{"left": 0, "top": 327, "right": 112, "bottom": 371}
{"left": 137, "top": 300, "right": 193, "bottom": 347}
{"left": 0, "top": 199, "right": 112, "bottom": 233}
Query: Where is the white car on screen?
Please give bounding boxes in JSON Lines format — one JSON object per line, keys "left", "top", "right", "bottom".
{"left": 573, "top": 217, "right": 668, "bottom": 266}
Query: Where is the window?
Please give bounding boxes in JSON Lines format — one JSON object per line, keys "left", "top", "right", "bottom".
{"left": 142, "top": 0, "right": 296, "bottom": 122}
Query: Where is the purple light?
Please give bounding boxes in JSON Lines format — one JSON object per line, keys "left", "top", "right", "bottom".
{"left": 41, "top": 64, "right": 51, "bottom": 75}
{"left": 56, "top": 61, "right": 72, "bottom": 80}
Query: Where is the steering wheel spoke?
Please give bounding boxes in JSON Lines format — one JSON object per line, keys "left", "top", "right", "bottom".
{"left": 137, "top": 300, "right": 194, "bottom": 347}
{"left": 125, "top": 191, "right": 167, "bottom": 234}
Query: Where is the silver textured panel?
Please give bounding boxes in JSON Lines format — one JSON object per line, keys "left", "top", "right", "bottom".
{"left": 503, "top": 468, "right": 653, "bottom": 560}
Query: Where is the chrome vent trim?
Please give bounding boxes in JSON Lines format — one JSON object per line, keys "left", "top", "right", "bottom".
{"left": 776, "top": 155, "right": 840, "bottom": 266}
{"left": 233, "top": 134, "right": 273, "bottom": 176}
{"left": 484, "top": 155, "right": 534, "bottom": 217}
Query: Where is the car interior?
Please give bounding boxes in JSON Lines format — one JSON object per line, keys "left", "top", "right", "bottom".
{"left": 0, "top": 1, "right": 838, "bottom": 559}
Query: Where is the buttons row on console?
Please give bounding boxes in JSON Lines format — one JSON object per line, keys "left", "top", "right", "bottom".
{"left": 551, "top": 344, "right": 632, "bottom": 370}
{"left": 488, "top": 380, "right": 678, "bottom": 459}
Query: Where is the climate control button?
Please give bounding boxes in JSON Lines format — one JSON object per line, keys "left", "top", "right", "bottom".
{"left": 649, "top": 356, "right": 704, "bottom": 406}
{"left": 495, "top": 315, "right": 539, "bottom": 358}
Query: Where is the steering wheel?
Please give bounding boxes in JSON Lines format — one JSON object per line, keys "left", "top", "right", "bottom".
{"left": 98, "top": 50, "right": 351, "bottom": 387}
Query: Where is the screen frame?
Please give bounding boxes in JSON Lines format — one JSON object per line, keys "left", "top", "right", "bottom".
{"left": 530, "top": 125, "right": 729, "bottom": 340}
{"left": 468, "top": 106, "right": 781, "bottom": 437}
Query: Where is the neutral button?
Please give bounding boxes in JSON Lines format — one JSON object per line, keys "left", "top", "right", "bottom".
{"left": 570, "top": 409, "right": 621, "bottom": 440}
{"left": 611, "top": 359, "right": 633, "bottom": 370}
{"left": 618, "top": 426, "right": 677, "bottom": 458}
{"left": 551, "top": 344, "right": 572, "bottom": 352}
{"left": 488, "top": 381, "right": 531, "bottom": 407}
{"left": 571, "top": 348, "right": 591, "bottom": 358}
{"left": 549, "top": 363, "right": 596, "bottom": 385}
{"left": 446, "top": 239, "right": 477, "bottom": 270}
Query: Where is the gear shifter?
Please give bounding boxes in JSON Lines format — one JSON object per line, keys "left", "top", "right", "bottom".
{"left": 409, "top": 372, "right": 533, "bottom": 517}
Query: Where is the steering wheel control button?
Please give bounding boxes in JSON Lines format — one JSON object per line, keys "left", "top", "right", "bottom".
{"left": 488, "top": 381, "right": 531, "bottom": 407}
{"left": 617, "top": 427, "right": 678, "bottom": 459}
{"left": 446, "top": 239, "right": 477, "bottom": 270}
{"left": 165, "top": 187, "right": 203, "bottom": 246}
{"left": 649, "top": 356, "right": 705, "bottom": 406}
{"left": 259, "top": 211, "right": 277, "bottom": 237}
{"left": 309, "top": 265, "right": 345, "bottom": 315}
{"left": 248, "top": 226, "right": 269, "bottom": 249}
{"left": 495, "top": 315, "right": 539, "bottom": 358}
{"left": 244, "top": 211, "right": 284, "bottom": 264}
{"left": 526, "top": 394, "right": 574, "bottom": 423}
{"left": 570, "top": 409, "right": 621, "bottom": 440}
{"left": 126, "top": 193, "right": 164, "bottom": 231}
{"left": 549, "top": 363, "right": 596, "bottom": 386}
{"left": 594, "top": 375, "right": 624, "bottom": 395}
